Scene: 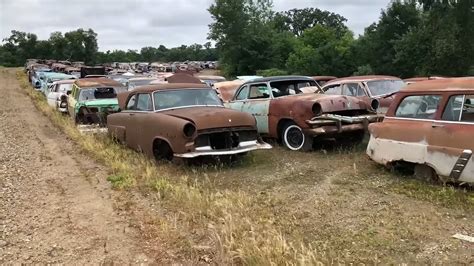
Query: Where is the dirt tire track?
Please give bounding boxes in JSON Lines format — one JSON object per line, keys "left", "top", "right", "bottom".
{"left": 0, "top": 68, "right": 151, "bottom": 263}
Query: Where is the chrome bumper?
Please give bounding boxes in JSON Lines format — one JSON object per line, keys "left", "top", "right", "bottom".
{"left": 175, "top": 140, "right": 272, "bottom": 158}
{"left": 305, "top": 114, "right": 383, "bottom": 135}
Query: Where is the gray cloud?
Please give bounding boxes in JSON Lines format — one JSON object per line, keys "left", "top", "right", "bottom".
{"left": 0, "top": 0, "right": 389, "bottom": 51}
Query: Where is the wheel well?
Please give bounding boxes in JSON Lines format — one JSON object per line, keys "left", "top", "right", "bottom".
{"left": 277, "top": 118, "right": 294, "bottom": 140}
{"left": 152, "top": 138, "right": 173, "bottom": 161}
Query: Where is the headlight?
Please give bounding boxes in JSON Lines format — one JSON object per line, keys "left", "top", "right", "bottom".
{"left": 312, "top": 103, "right": 322, "bottom": 116}
{"left": 370, "top": 99, "right": 380, "bottom": 111}
{"left": 183, "top": 123, "right": 196, "bottom": 138}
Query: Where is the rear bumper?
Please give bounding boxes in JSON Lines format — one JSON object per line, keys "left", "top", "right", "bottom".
{"left": 175, "top": 140, "right": 272, "bottom": 158}
{"left": 305, "top": 114, "right": 383, "bottom": 136}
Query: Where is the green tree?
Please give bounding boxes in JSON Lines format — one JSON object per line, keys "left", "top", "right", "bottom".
{"left": 286, "top": 25, "right": 355, "bottom": 77}
{"left": 208, "top": 0, "right": 275, "bottom": 76}
{"left": 353, "top": 1, "right": 421, "bottom": 76}
{"left": 273, "top": 8, "right": 348, "bottom": 37}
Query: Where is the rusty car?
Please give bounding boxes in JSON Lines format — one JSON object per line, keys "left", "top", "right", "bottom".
{"left": 322, "top": 75, "right": 405, "bottom": 114}
{"left": 67, "top": 78, "right": 126, "bottom": 125}
{"left": 213, "top": 80, "right": 245, "bottom": 102}
{"left": 367, "top": 78, "right": 474, "bottom": 184}
{"left": 225, "top": 76, "right": 381, "bottom": 151}
{"left": 46, "top": 79, "right": 75, "bottom": 113}
{"left": 107, "top": 83, "right": 271, "bottom": 160}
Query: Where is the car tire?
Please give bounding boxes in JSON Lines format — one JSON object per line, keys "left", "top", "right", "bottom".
{"left": 282, "top": 122, "right": 313, "bottom": 151}
{"left": 414, "top": 164, "right": 438, "bottom": 183}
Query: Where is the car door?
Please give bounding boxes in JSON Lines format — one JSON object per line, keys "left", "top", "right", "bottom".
{"left": 131, "top": 93, "right": 154, "bottom": 151}
{"left": 46, "top": 84, "right": 58, "bottom": 108}
{"left": 225, "top": 85, "right": 249, "bottom": 111}
{"left": 379, "top": 94, "right": 443, "bottom": 167}
{"left": 241, "top": 83, "right": 271, "bottom": 134}
{"left": 68, "top": 85, "right": 78, "bottom": 119}
{"left": 431, "top": 93, "right": 474, "bottom": 182}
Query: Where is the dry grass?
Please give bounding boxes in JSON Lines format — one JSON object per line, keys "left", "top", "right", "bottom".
{"left": 17, "top": 69, "right": 474, "bottom": 264}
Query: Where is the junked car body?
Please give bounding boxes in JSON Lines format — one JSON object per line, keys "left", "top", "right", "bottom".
{"left": 46, "top": 79, "right": 75, "bottom": 113}
{"left": 367, "top": 78, "right": 474, "bottom": 184}
{"left": 322, "top": 75, "right": 405, "bottom": 114}
{"left": 125, "top": 77, "right": 159, "bottom": 91}
{"left": 226, "top": 76, "right": 381, "bottom": 151}
{"left": 214, "top": 80, "right": 245, "bottom": 102}
{"left": 39, "top": 72, "right": 76, "bottom": 95}
{"left": 108, "top": 83, "right": 271, "bottom": 160}
{"left": 68, "top": 78, "right": 126, "bottom": 125}
{"left": 196, "top": 75, "right": 227, "bottom": 87}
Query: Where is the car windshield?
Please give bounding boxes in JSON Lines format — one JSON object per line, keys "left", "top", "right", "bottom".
{"left": 269, "top": 80, "right": 319, "bottom": 97}
{"left": 78, "top": 87, "right": 125, "bottom": 101}
{"left": 154, "top": 88, "right": 223, "bottom": 111}
{"left": 367, "top": 79, "right": 405, "bottom": 97}
{"left": 58, "top": 84, "right": 73, "bottom": 93}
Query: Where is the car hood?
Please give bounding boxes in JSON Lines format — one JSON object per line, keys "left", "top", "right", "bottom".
{"left": 274, "top": 93, "right": 369, "bottom": 113}
{"left": 82, "top": 98, "right": 118, "bottom": 107}
{"left": 161, "top": 107, "right": 256, "bottom": 130}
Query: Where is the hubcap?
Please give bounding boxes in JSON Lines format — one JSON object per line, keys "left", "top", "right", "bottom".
{"left": 285, "top": 125, "right": 304, "bottom": 150}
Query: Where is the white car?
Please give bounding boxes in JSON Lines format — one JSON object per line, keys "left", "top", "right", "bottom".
{"left": 46, "top": 80, "right": 75, "bottom": 113}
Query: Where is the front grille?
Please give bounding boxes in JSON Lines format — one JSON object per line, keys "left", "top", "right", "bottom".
{"left": 195, "top": 128, "right": 258, "bottom": 150}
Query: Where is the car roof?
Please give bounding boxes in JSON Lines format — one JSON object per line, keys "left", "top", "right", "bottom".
{"left": 324, "top": 75, "right": 401, "bottom": 85}
{"left": 74, "top": 77, "right": 124, "bottom": 88}
{"left": 53, "top": 79, "right": 76, "bottom": 85}
{"left": 241, "top": 75, "right": 314, "bottom": 85}
{"left": 401, "top": 77, "right": 474, "bottom": 93}
{"left": 130, "top": 83, "right": 210, "bottom": 93}
{"left": 128, "top": 77, "right": 157, "bottom": 81}
{"left": 312, "top": 76, "right": 337, "bottom": 80}
{"left": 44, "top": 72, "right": 75, "bottom": 78}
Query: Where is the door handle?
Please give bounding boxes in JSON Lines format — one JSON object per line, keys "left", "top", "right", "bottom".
{"left": 432, "top": 123, "right": 444, "bottom": 128}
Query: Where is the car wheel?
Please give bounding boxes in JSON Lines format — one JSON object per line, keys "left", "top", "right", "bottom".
{"left": 414, "top": 164, "right": 438, "bottom": 183}
{"left": 282, "top": 122, "right": 313, "bottom": 151}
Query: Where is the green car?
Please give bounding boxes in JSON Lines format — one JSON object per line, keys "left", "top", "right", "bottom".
{"left": 67, "top": 77, "right": 127, "bottom": 125}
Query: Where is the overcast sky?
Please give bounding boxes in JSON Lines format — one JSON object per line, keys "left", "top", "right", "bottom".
{"left": 0, "top": 0, "right": 390, "bottom": 51}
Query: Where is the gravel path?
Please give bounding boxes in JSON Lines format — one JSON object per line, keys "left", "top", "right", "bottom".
{"left": 0, "top": 68, "right": 150, "bottom": 263}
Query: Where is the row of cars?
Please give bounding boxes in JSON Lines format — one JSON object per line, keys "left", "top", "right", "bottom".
{"left": 24, "top": 60, "right": 474, "bottom": 185}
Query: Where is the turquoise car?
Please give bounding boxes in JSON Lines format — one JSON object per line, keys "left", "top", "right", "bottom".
{"left": 39, "top": 72, "right": 76, "bottom": 95}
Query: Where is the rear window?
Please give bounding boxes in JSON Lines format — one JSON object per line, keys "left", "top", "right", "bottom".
{"left": 442, "top": 95, "right": 474, "bottom": 122}
{"left": 395, "top": 95, "right": 442, "bottom": 119}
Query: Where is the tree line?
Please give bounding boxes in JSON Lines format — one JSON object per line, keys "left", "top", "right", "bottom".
{"left": 0, "top": 29, "right": 218, "bottom": 67}
{"left": 1, "top": 0, "right": 473, "bottom": 79}
{"left": 208, "top": 0, "right": 473, "bottom": 78}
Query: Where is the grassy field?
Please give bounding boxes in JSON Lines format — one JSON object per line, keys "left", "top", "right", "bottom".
{"left": 16, "top": 69, "right": 473, "bottom": 264}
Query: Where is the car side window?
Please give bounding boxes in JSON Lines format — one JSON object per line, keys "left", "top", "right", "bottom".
{"left": 461, "top": 95, "right": 474, "bottom": 122}
{"left": 442, "top": 95, "right": 464, "bottom": 121}
{"left": 395, "top": 95, "right": 442, "bottom": 119}
{"left": 136, "top": 93, "right": 153, "bottom": 111}
{"left": 324, "top": 85, "right": 341, "bottom": 95}
{"left": 342, "top": 83, "right": 361, "bottom": 96}
{"left": 248, "top": 83, "right": 270, "bottom": 99}
{"left": 443, "top": 95, "right": 474, "bottom": 122}
{"left": 235, "top": 85, "right": 249, "bottom": 100}
{"left": 126, "top": 95, "right": 137, "bottom": 110}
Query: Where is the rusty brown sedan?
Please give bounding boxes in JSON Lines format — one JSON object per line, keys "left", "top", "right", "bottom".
{"left": 107, "top": 83, "right": 271, "bottom": 160}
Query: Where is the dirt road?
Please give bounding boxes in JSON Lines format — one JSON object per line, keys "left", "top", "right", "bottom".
{"left": 0, "top": 68, "right": 150, "bottom": 263}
